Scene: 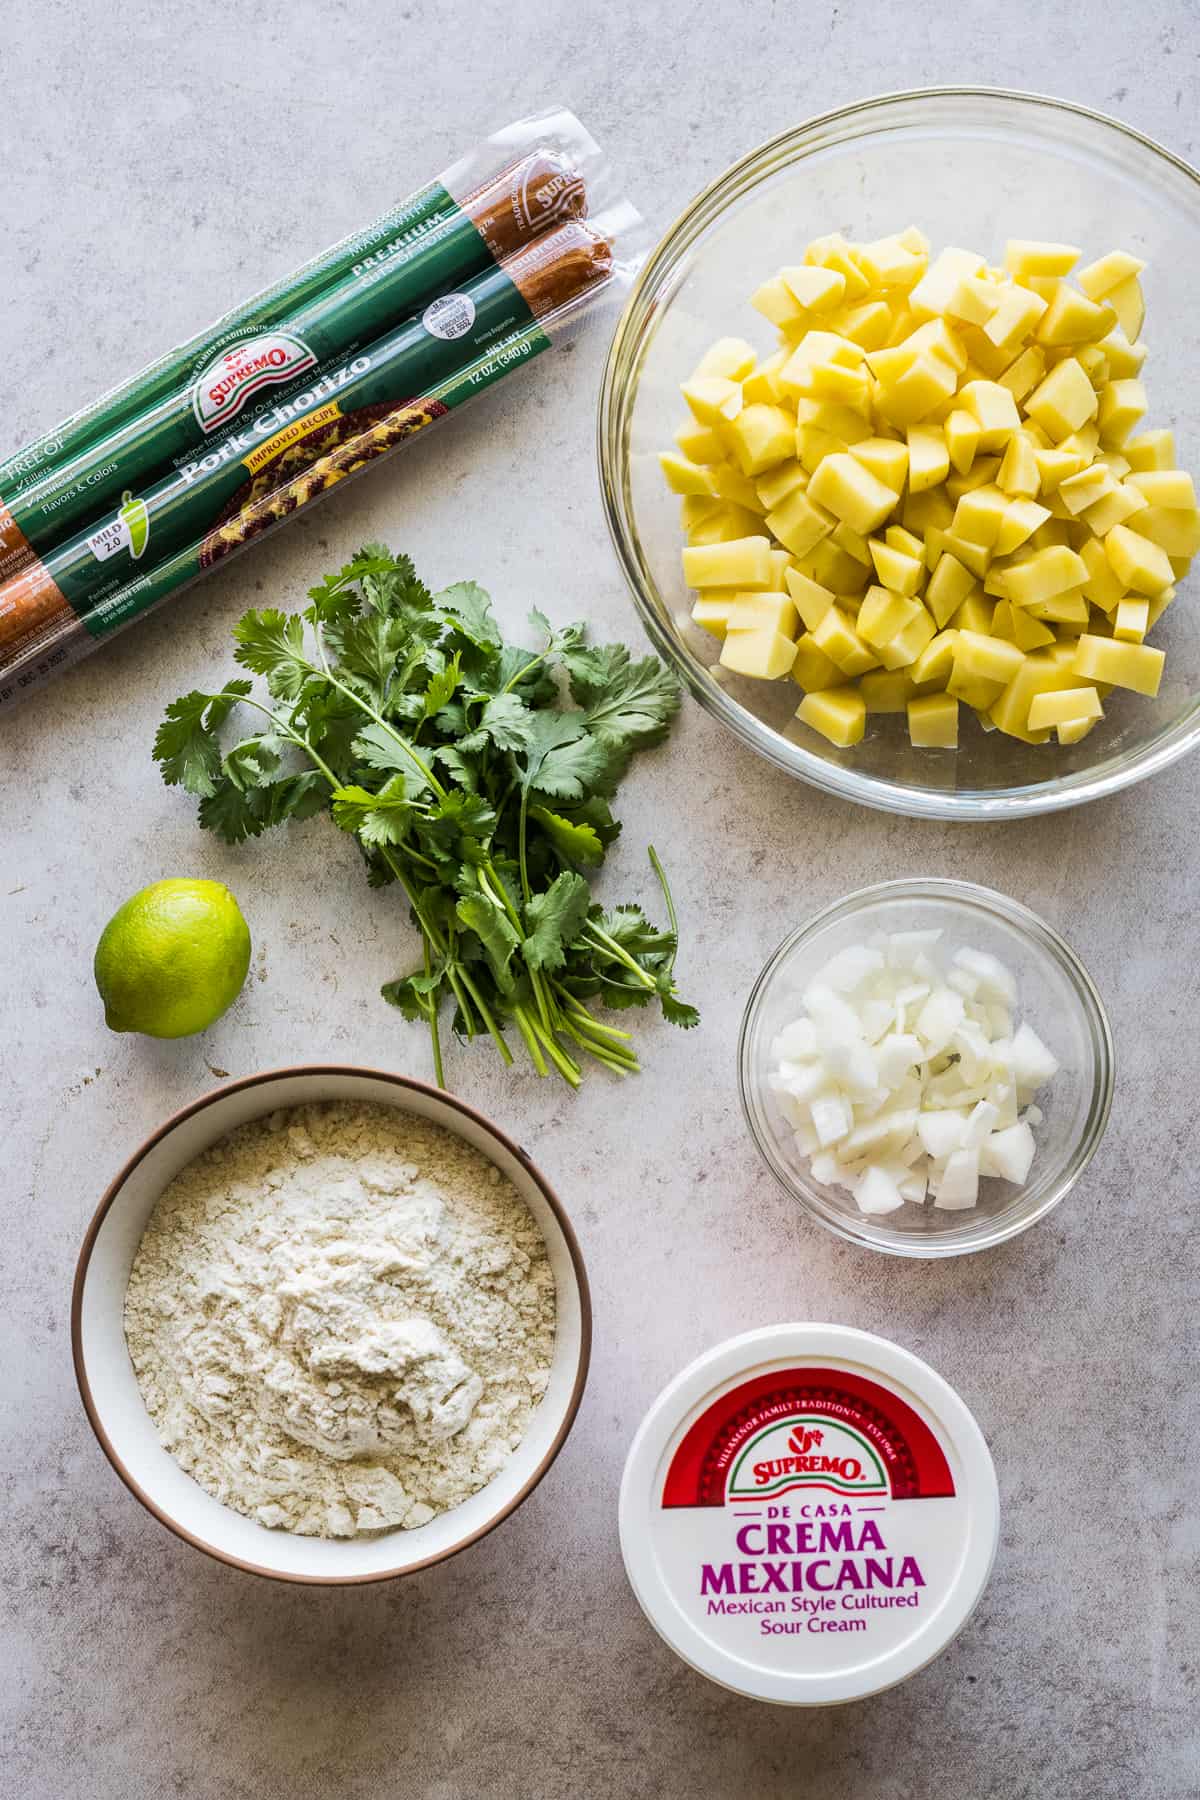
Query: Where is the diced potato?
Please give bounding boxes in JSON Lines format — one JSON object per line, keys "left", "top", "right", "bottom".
{"left": 1097, "top": 378, "right": 1147, "bottom": 448}
{"left": 765, "top": 488, "right": 837, "bottom": 557}
{"left": 784, "top": 566, "right": 837, "bottom": 631}
{"left": 1076, "top": 251, "right": 1146, "bottom": 301}
{"left": 988, "top": 653, "right": 1075, "bottom": 739}
{"left": 1133, "top": 506, "right": 1200, "bottom": 558}
{"left": 997, "top": 432, "right": 1040, "bottom": 497}
{"left": 926, "top": 553, "right": 976, "bottom": 627}
{"left": 812, "top": 605, "right": 881, "bottom": 675}
{"left": 951, "top": 591, "right": 995, "bottom": 636}
{"left": 1106, "top": 275, "right": 1145, "bottom": 341}
{"left": 911, "top": 630, "right": 959, "bottom": 690}
{"left": 1035, "top": 284, "right": 1116, "bottom": 346}
{"left": 725, "top": 591, "right": 798, "bottom": 636}
{"left": 1078, "top": 537, "right": 1127, "bottom": 610}
{"left": 1124, "top": 429, "right": 1175, "bottom": 472}
{"left": 796, "top": 685, "right": 867, "bottom": 746}
{"left": 1001, "top": 545, "right": 1088, "bottom": 607}
{"left": 807, "top": 452, "right": 899, "bottom": 536}
{"left": 999, "top": 345, "right": 1046, "bottom": 403}
{"left": 674, "top": 421, "right": 725, "bottom": 463}
{"left": 659, "top": 452, "right": 720, "bottom": 496}
{"left": 1081, "top": 481, "right": 1146, "bottom": 537}
{"left": 690, "top": 597, "right": 732, "bottom": 636}
{"left": 954, "top": 629, "right": 1025, "bottom": 686}
{"left": 742, "top": 348, "right": 788, "bottom": 404}
{"left": 682, "top": 375, "right": 743, "bottom": 424}
{"left": 983, "top": 284, "right": 1048, "bottom": 349}
{"left": 953, "top": 483, "right": 1009, "bottom": 547}
{"left": 907, "top": 692, "right": 959, "bottom": 747}
{"left": 1027, "top": 685, "right": 1103, "bottom": 729}
{"left": 780, "top": 265, "right": 846, "bottom": 312}
{"left": 682, "top": 536, "right": 774, "bottom": 589}
{"left": 1010, "top": 607, "right": 1057, "bottom": 650}
{"left": 850, "top": 437, "right": 910, "bottom": 491}
{"left": 1024, "top": 358, "right": 1098, "bottom": 438}
{"left": 994, "top": 497, "right": 1051, "bottom": 555}
{"left": 791, "top": 634, "right": 843, "bottom": 691}
{"left": 904, "top": 423, "right": 948, "bottom": 493}
{"left": 945, "top": 273, "right": 1001, "bottom": 327}
{"left": 875, "top": 351, "right": 959, "bottom": 426}
{"left": 1126, "top": 469, "right": 1196, "bottom": 510}
{"left": 860, "top": 669, "right": 918, "bottom": 712}
{"left": 725, "top": 403, "right": 798, "bottom": 475}
{"left": 720, "top": 626, "right": 799, "bottom": 680}
{"left": 837, "top": 300, "right": 894, "bottom": 349}
{"left": 1113, "top": 597, "right": 1150, "bottom": 642}
{"left": 855, "top": 233, "right": 928, "bottom": 288}
{"left": 1071, "top": 633, "right": 1164, "bottom": 695}
{"left": 942, "top": 532, "right": 991, "bottom": 579}
{"left": 695, "top": 337, "right": 758, "bottom": 380}
{"left": 750, "top": 275, "right": 805, "bottom": 330}
{"left": 1103, "top": 524, "right": 1174, "bottom": 596}
{"left": 869, "top": 539, "right": 925, "bottom": 596}
{"left": 858, "top": 584, "right": 922, "bottom": 648}
{"left": 958, "top": 379, "right": 1021, "bottom": 450}
{"left": 1004, "top": 240, "right": 1081, "bottom": 278}
{"left": 755, "top": 459, "right": 809, "bottom": 510}
{"left": 1057, "top": 715, "right": 1098, "bottom": 744}
{"left": 944, "top": 408, "right": 981, "bottom": 475}
{"left": 686, "top": 502, "right": 763, "bottom": 545}
{"left": 910, "top": 247, "right": 986, "bottom": 314}
{"left": 877, "top": 608, "right": 936, "bottom": 670}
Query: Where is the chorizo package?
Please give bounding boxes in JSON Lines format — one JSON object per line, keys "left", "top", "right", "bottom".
{"left": 0, "top": 114, "right": 644, "bottom": 709}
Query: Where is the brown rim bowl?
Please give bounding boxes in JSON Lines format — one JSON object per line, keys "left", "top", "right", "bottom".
{"left": 72, "top": 1065, "right": 591, "bottom": 1584}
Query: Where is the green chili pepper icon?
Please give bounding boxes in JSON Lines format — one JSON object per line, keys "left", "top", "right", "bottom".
{"left": 119, "top": 489, "right": 150, "bottom": 560}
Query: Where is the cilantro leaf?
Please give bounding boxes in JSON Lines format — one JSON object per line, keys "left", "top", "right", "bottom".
{"left": 518, "top": 712, "right": 610, "bottom": 800}
{"left": 459, "top": 692, "right": 536, "bottom": 754}
{"left": 331, "top": 777, "right": 418, "bottom": 848}
{"left": 153, "top": 680, "right": 252, "bottom": 796}
{"left": 434, "top": 580, "right": 501, "bottom": 652}
{"left": 423, "top": 651, "right": 463, "bottom": 720}
{"left": 351, "top": 725, "right": 433, "bottom": 796}
{"left": 523, "top": 872, "right": 591, "bottom": 972}
{"left": 232, "top": 609, "right": 313, "bottom": 699}
{"left": 528, "top": 805, "right": 604, "bottom": 866}
{"left": 658, "top": 988, "right": 701, "bottom": 1030}
{"left": 573, "top": 648, "right": 681, "bottom": 750}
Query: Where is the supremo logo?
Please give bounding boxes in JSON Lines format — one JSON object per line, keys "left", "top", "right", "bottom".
{"left": 192, "top": 333, "right": 317, "bottom": 435}
{"left": 727, "top": 1416, "right": 889, "bottom": 1500}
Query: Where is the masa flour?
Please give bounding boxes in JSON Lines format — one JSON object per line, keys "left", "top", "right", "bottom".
{"left": 124, "top": 1102, "right": 556, "bottom": 1538}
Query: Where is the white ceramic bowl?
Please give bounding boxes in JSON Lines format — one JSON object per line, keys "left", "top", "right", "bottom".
{"left": 73, "top": 1065, "right": 591, "bottom": 1584}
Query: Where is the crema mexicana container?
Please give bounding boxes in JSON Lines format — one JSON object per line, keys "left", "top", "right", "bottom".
{"left": 619, "top": 1324, "right": 999, "bottom": 1704}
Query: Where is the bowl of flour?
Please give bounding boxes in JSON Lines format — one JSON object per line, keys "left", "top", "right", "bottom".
{"left": 72, "top": 1067, "right": 590, "bottom": 1583}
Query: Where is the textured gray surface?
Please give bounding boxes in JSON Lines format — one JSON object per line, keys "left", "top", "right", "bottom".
{"left": 3, "top": 4, "right": 1200, "bottom": 1796}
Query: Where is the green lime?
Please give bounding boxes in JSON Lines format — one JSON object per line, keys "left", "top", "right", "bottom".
{"left": 94, "top": 878, "right": 252, "bottom": 1038}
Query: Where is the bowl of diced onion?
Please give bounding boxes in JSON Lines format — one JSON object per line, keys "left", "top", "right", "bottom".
{"left": 738, "top": 879, "right": 1113, "bottom": 1255}
{"left": 599, "top": 88, "right": 1200, "bottom": 818}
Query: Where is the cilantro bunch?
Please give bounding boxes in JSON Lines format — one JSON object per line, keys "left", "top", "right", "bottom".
{"left": 154, "top": 545, "right": 697, "bottom": 1087}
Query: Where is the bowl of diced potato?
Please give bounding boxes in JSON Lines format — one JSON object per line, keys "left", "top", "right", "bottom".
{"left": 599, "top": 88, "right": 1200, "bottom": 817}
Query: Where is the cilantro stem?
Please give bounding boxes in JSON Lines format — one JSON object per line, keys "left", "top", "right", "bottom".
{"left": 582, "top": 923, "right": 658, "bottom": 990}
{"left": 512, "top": 1005, "right": 548, "bottom": 1076}
{"left": 647, "top": 845, "right": 678, "bottom": 955}
{"left": 525, "top": 1012, "right": 582, "bottom": 1087}
{"left": 518, "top": 786, "right": 532, "bottom": 905}
{"left": 423, "top": 939, "right": 445, "bottom": 1090}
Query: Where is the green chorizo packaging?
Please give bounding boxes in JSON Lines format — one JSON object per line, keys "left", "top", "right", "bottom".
{"left": 0, "top": 109, "right": 642, "bottom": 708}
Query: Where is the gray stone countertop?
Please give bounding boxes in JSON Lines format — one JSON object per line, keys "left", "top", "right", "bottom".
{"left": 3, "top": 3, "right": 1198, "bottom": 1795}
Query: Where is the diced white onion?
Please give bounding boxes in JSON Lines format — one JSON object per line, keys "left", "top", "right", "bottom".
{"left": 769, "top": 929, "right": 1060, "bottom": 1216}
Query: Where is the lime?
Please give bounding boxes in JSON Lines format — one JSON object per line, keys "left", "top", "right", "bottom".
{"left": 94, "top": 878, "right": 252, "bottom": 1038}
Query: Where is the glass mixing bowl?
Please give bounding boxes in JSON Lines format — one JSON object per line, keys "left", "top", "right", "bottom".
{"left": 599, "top": 89, "right": 1200, "bottom": 819}
{"left": 738, "top": 880, "right": 1114, "bottom": 1256}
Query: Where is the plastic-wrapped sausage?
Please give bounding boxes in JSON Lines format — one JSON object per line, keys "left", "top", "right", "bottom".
{"left": 0, "top": 214, "right": 632, "bottom": 708}
{"left": 0, "top": 145, "right": 589, "bottom": 574}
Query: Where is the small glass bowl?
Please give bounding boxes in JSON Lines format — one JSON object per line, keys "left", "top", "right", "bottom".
{"left": 738, "top": 879, "right": 1114, "bottom": 1256}
{"left": 599, "top": 88, "right": 1200, "bottom": 819}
